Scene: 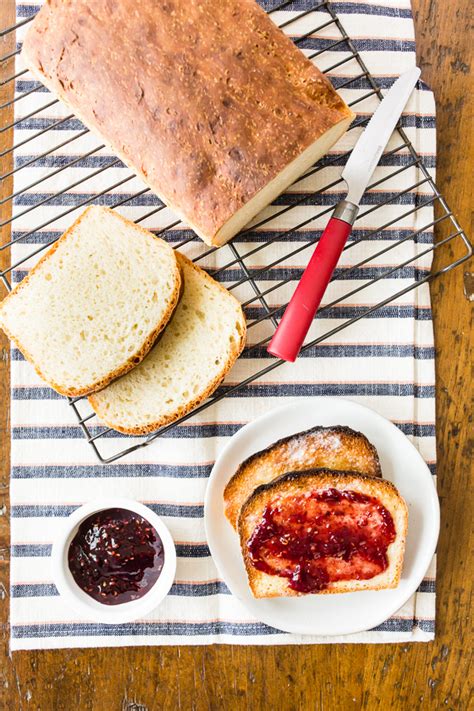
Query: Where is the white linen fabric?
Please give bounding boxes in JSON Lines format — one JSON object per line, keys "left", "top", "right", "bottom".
{"left": 8, "top": 0, "right": 436, "bottom": 648}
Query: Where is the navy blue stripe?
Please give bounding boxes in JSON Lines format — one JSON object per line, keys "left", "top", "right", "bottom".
{"left": 220, "top": 382, "right": 436, "bottom": 398}
{"left": 10, "top": 617, "right": 428, "bottom": 639}
{"left": 11, "top": 621, "right": 283, "bottom": 638}
{"left": 195, "top": 266, "right": 431, "bottom": 283}
{"left": 10, "top": 617, "right": 432, "bottom": 638}
{"left": 11, "top": 580, "right": 231, "bottom": 598}
{"left": 243, "top": 342, "right": 435, "bottom": 359}
{"left": 10, "top": 579, "right": 435, "bottom": 599}
{"left": 171, "top": 581, "right": 230, "bottom": 596}
{"left": 11, "top": 266, "right": 431, "bottom": 284}
{"left": 10, "top": 421, "right": 435, "bottom": 442}
{"left": 14, "top": 36, "right": 418, "bottom": 60}
{"left": 235, "top": 228, "right": 435, "bottom": 244}
{"left": 13, "top": 187, "right": 425, "bottom": 208}
{"left": 9, "top": 460, "right": 436, "bottom": 483}
{"left": 176, "top": 543, "right": 211, "bottom": 558}
{"left": 11, "top": 503, "right": 204, "bottom": 518}
{"left": 396, "top": 422, "right": 435, "bottom": 437}
{"left": 11, "top": 456, "right": 435, "bottom": 483}
{"left": 13, "top": 117, "right": 85, "bottom": 132}
{"left": 11, "top": 382, "right": 436, "bottom": 403}
{"left": 14, "top": 154, "right": 128, "bottom": 169}
{"left": 261, "top": 0, "right": 412, "bottom": 17}
{"left": 330, "top": 2, "right": 412, "bottom": 19}
{"left": 12, "top": 583, "right": 56, "bottom": 597}
{"left": 9, "top": 226, "right": 436, "bottom": 248}
{"left": 11, "top": 544, "right": 53, "bottom": 558}
{"left": 13, "top": 152, "right": 435, "bottom": 171}
{"left": 13, "top": 192, "right": 162, "bottom": 208}
{"left": 10, "top": 229, "right": 198, "bottom": 246}
{"left": 417, "top": 619, "right": 435, "bottom": 633}
{"left": 372, "top": 618, "right": 434, "bottom": 634}
{"left": 11, "top": 463, "right": 212, "bottom": 479}
{"left": 11, "top": 343, "right": 436, "bottom": 362}
{"left": 250, "top": 305, "right": 433, "bottom": 319}
{"left": 245, "top": 302, "right": 432, "bottom": 323}
{"left": 10, "top": 435, "right": 434, "bottom": 479}
{"left": 17, "top": 2, "right": 414, "bottom": 20}
{"left": 418, "top": 580, "right": 436, "bottom": 593}
{"left": 10, "top": 424, "right": 238, "bottom": 441}
{"left": 12, "top": 189, "right": 425, "bottom": 208}
{"left": 15, "top": 73, "right": 426, "bottom": 97}
{"left": 273, "top": 190, "right": 426, "bottom": 208}
{"left": 15, "top": 6, "right": 39, "bottom": 17}
{"left": 13, "top": 113, "right": 434, "bottom": 133}
{"left": 11, "top": 542, "right": 211, "bottom": 558}
{"left": 350, "top": 38, "right": 415, "bottom": 54}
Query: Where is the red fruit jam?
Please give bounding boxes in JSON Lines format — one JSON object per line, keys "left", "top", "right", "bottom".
{"left": 68, "top": 508, "right": 164, "bottom": 605}
{"left": 247, "top": 489, "right": 396, "bottom": 593}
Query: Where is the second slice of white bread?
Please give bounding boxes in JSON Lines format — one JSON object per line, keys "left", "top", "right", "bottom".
{"left": 224, "top": 425, "right": 382, "bottom": 530}
{"left": 0, "top": 206, "right": 181, "bottom": 396}
{"left": 239, "top": 469, "right": 408, "bottom": 598}
{"left": 89, "top": 252, "right": 247, "bottom": 434}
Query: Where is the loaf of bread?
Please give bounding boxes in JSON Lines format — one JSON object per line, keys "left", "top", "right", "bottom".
{"left": 0, "top": 206, "right": 181, "bottom": 396}
{"left": 239, "top": 469, "right": 408, "bottom": 598}
{"left": 22, "top": 0, "right": 354, "bottom": 246}
{"left": 89, "top": 252, "right": 246, "bottom": 434}
{"left": 224, "top": 425, "right": 382, "bottom": 529}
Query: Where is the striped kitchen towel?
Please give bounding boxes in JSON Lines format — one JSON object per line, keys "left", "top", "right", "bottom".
{"left": 8, "top": 0, "right": 437, "bottom": 649}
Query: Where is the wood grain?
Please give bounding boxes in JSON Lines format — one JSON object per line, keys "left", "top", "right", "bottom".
{"left": 0, "top": 1, "right": 472, "bottom": 709}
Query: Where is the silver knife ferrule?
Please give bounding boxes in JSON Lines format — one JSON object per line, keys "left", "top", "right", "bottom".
{"left": 332, "top": 200, "right": 359, "bottom": 225}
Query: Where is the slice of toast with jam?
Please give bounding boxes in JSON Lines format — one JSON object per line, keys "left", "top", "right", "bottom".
{"left": 239, "top": 468, "right": 407, "bottom": 598}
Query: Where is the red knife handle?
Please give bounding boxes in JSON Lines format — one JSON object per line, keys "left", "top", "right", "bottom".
{"left": 267, "top": 212, "right": 354, "bottom": 363}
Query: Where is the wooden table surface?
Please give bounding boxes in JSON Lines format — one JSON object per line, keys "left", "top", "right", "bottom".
{"left": 0, "top": 1, "right": 472, "bottom": 709}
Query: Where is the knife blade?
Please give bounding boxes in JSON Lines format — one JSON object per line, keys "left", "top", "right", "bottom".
{"left": 343, "top": 66, "right": 421, "bottom": 205}
{"left": 267, "top": 66, "right": 421, "bottom": 363}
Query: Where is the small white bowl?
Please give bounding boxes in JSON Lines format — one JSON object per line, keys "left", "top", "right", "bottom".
{"left": 51, "top": 498, "right": 176, "bottom": 624}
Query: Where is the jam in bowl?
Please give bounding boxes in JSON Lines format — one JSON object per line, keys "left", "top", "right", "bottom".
{"left": 52, "top": 499, "right": 176, "bottom": 624}
{"left": 68, "top": 507, "right": 165, "bottom": 605}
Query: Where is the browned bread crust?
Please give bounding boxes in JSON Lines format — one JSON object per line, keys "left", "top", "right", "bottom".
{"left": 0, "top": 206, "right": 182, "bottom": 397}
{"left": 224, "top": 425, "right": 382, "bottom": 529}
{"left": 239, "top": 469, "right": 408, "bottom": 598}
{"left": 22, "top": 0, "right": 354, "bottom": 245}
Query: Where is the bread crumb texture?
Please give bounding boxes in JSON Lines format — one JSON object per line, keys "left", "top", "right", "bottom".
{"left": 89, "top": 252, "right": 246, "bottom": 433}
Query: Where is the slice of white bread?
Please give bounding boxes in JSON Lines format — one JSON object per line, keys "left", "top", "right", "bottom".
{"left": 0, "top": 206, "right": 181, "bottom": 396}
{"left": 89, "top": 252, "right": 246, "bottom": 434}
{"left": 239, "top": 469, "right": 408, "bottom": 598}
{"left": 224, "top": 426, "right": 382, "bottom": 530}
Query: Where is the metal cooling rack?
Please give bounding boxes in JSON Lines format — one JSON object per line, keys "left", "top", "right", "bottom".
{"left": 0, "top": 0, "right": 472, "bottom": 463}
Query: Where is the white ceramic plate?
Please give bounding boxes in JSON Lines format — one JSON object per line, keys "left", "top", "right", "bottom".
{"left": 204, "top": 397, "right": 439, "bottom": 636}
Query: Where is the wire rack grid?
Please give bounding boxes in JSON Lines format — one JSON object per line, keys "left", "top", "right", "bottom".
{"left": 0, "top": 0, "right": 472, "bottom": 463}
